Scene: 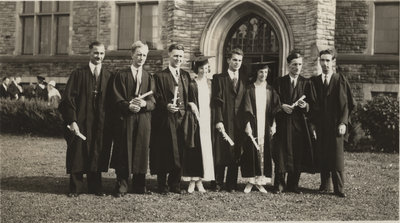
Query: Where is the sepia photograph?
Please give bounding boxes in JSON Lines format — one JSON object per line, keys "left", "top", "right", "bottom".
{"left": 0, "top": 0, "right": 398, "bottom": 222}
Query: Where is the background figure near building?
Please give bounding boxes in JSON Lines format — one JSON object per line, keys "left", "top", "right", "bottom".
{"left": 35, "top": 75, "right": 48, "bottom": 101}
{"left": 58, "top": 41, "right": 113, "bottom": 197}
{"left": 8, "top": 76, "right": 23, "bottom": 100}
{"left": 0, "top": 77, "right": 10, "bottom": 99}
{"left": 310, "top": 49, "right": 354, "bottom": 198}
{"left": 272, "top": 50, "right": 316, "bottom": 194}
{"left": 111, "top": 41, "right": 155, "bottom": 197}
{"left": 241, "top": 64, "right": 279, "bottom": 194}
{"left": 150, "top": 43, "right": 192, "bottom": 195}
{"left": 211, "top": 48, "right": 246, "bottom": 192}
{"left": 182, "top": 56, "right": 215, "bottom": 193}
{"left": 47, "top": 80, "right": 61, "bottom": 107}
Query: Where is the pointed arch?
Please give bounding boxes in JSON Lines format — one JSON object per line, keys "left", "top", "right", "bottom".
{"left": 200, "top": 0, "right": 293, "bottom": 76}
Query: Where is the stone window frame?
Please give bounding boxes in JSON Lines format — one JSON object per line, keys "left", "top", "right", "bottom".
{"left": 367, "top": 0, "right": 399, "bottom": 55}
{"left": 16, "top": 1, "right": 71, "bottom": 56}
{"left": 112, "top": 0, "right": 161, "bottom": 51}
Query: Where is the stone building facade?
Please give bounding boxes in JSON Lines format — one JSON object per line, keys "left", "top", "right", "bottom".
{"left": 0, "top": 0, "right": 398, "bottom": 102}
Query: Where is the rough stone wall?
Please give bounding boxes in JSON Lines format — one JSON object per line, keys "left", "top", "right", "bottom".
{"left": 335, "top": 0, "right": 368, "bottom": 53}
{"left": 0, "top": 1, "right": 16, "bottom": 55}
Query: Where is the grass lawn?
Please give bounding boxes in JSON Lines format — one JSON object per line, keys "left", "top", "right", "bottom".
{"left": 1, "top": 134, "right": 398, "bottom": 222}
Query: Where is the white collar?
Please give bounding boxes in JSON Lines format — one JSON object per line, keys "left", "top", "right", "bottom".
{"left": 322, "top": 72, "right": 333, "bottom": 83}
{"left": 228, "top": 69, "right": 238, "bottom": 79}
{"left": 169, "top": 65, "right": 180, "bottom": 76}
{"left": 2, "top": 83, "right": 7, "bottom": 89}
{"left": 89, "top": 62, "right": 102, "bottom": 75}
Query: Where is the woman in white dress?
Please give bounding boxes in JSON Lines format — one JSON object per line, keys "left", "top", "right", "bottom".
{"left": 241, "top": 64, "right": 278, "bottom": 194}
{"left": 183, "top": 57, "right": 215, "bottom": 193}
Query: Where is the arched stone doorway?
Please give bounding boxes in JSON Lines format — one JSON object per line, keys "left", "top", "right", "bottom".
{"left": 200, "top": 0, "right": 293, "bottom": 78}
{"left": 223, "top": 14, "right": 280, "bottom": 84}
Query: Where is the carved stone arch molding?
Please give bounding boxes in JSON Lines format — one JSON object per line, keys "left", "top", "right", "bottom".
{"left": 200, "top": 0, "right": 293, "bottom": 76}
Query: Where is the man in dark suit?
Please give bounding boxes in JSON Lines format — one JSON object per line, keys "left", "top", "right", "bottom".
{"left": 8, "top": 76, "right": 23, "bottom": 100}
{"left": 272, "top": 50, "right": 316, "bottom": 194}
{"left": 59, "top": 41, "right": 113, "bottom": 197}
{"left": 150, "top": 43, "right": 192, "bottom": 194}
{"left": 0, "top": 77, "right": 10, "bottom": 98}
{"left": 35, "top": 75, "right": 48, "bottom": 101}
{"left": 212, "top": 48, "right": 246, "bottom": 192}
{"left": 310, "top": 49, "right": 354, "bottom": 198}
{"left": 111, "top": 41, "right": 155, "bottom": 197}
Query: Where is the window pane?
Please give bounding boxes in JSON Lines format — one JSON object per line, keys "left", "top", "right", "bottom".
{"left": 56, "top": 16, "right": 69, "bottom": 54}
{"left": 57, "top": 1, "right": 70, "bottom": 12}
{"left": 40, "top": 1, "right": 53, "bottom": 12}
{"left": 140, "top": 4, "right": 159, "bottom": 49}
{"left": 23, "top": 1, "right": 34, "bottom": 13}
{"left": 374, "top": 3, "right": 399, "bottom": 54}
{"left": 39, "top": 16, "right": 52, "bottom": 54}
{"left": 118, "top": 4, "right": 135, "bottom": 50}
{"left": 22, "top": 17, "right": 34, "bottom": 54}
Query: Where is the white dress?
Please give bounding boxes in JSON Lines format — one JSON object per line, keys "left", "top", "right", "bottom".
{"left": 196, "top": 77, "right": 215, "bottom": 181}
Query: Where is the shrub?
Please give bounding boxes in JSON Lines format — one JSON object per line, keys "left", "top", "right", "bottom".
{"left": 356, "top": 96, "right": 399, "bottom": 153}
{"left": 0, "top": 98, "right": 63, "bottom": 136}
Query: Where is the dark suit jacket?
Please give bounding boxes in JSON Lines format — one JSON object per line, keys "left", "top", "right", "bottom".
{"left": 150, "top": 67, "right": 192, "bottom": 174}
{"left": 111, "top": 68, "right": 155, "bottom": 175}
{"left": 0, "top": 85, "right": 9, "bottom": 98}
{"left": 212, "top": 71, "right": 246, "bottom": 166}
{"left": 59, "top": 65, "right": 114, "bottom": 173}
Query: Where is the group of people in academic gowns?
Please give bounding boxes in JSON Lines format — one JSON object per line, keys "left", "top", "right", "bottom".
{"left": 58, "top": 40, "right": 353, "bottom": 198}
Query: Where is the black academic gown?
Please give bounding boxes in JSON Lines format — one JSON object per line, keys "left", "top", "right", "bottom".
{"left": 150, "top": 67, "right": 191, "bottom": 174}
{"left": 310, "top": 73, "right": 354, "bottom": 172}
{"left": 240, "top": 84, "right": 279, "bottom": 178}
{"left": 212, "top": 72, "right": 246, "bottom": 166}
{"left": 111, "top": 68, "right": 155, "bottom": 175}
{"left": 272, "top": 75, "right": 316, "bottom": 174}
{"left": 35, "top": 84, "right": 48, "bottom": 101}
{"left": 0, "top": 85, "right": 9, "bottom": 98}
{"left": 58, "top": 65, "right": 113, "bottom": 174}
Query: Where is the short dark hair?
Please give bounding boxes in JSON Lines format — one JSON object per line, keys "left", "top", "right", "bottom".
{"left": 319, "top": 49, "right": 336, "bottom": 60}
{"left": 286, "top": 49, "right": 303, "bottom": 63}
{"left": 228, "top": 48, "right": 244, "bottom": 59}
{"left": 256, "top": 64, "right": 270, "bottom": 72}
{"left": 168, "top": 44, "right": 185, "bottom": 52}
{"left": 89, "top": 41, "right": 104, "bottom": 49}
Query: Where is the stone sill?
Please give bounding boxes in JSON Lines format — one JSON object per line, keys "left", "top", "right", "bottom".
{"left": 0, "top": 50, "right": 165, "bottom": 63}
{"left": 337, "top": 54, "right": 399, "bottom": 65}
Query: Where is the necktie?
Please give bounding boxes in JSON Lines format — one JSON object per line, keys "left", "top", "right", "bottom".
{"left": 323, "top": 74, "right": 328, "bottom": 88}
{"left": 176, "top": 70, "right": 180, "bottom": 81}
{"left": 233, "top": 75, "right": 238, "bottom": 88}
{"left": 135, "top": 70, "right": 141, "bottom": 96}
{"left": 291, "top": 79, "right": 295, "bottom": 89}
{"left": 94, "top": 66, "right": 99, "bottom": 81}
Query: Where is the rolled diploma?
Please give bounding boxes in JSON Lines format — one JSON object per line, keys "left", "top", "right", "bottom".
{"left": 249, "top": 134, "right": 260, "bottom": 150}
{"left": 291, "top": 95, "right": 306, "bottom": 107}
{"left": 172, "top": 86, "right": 178, "bottom": 106}
{"left": 130, "top": 90, "right": 153, "bottom": 103}
{"left": 67, "top": 125, "right": 86, "bottom": 141}
{"left": 221, "top": 130, "right": 235, "bottom": 146}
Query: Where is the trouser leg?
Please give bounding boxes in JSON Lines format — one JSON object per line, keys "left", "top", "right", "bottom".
{"left": 226, "top": 164, "right": 238, "bottom": 190}
{"left": 273, "top": 172, "right": 285, "bottom": 192}
{"left": 87, "top": 171, "right": 102, "bottom": 194}
{"left": 332, "top": 171, "right": 344, "bottom": 194}
{"left": 168, "top": 168, "right": 182, "bottom": 190}
{"left": 69, "top": 172, "right": 84, "bottom": 193}
{"left": 320, "top": 171, "right": 332, "bottom": 191}
{"left": 287, "top": 171, "right": 301, "bottom": 190}
{"left": 115, "top": 168, "right": 129, "bottom": 193}
{"left": 214, "top": 165, "right": 225, "bottom": 188}
{"left": 132, "top": 173, "right": 146, "bottom": 191}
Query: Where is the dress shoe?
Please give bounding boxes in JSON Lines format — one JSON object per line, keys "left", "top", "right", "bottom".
{"left": 286, "top": 187, "right": 302, "bottom": 194}
{"left": 318, "top": 185, "right": 331, "bottom": 193}
{"left": 158, "top": 187, "right": 169, "bottom": 195}
{"left": 244, "top": 183, "right": 253, "bottom": 194}
{"left": 272, "top": 187, "right": 283, "bottom": 194}
{"left": 114, "top": 192, "right": 126, "bottom": 198}
{"left": 67, "top": 192, "right": 79, "bottom": 197}
{"left": 95, "top": 192, "right": 106, "bottom": 197}
{"left": 196, "top": 180, "right": 206, "bottom": 193}
{"left": 255, "top": 185, "right": 268, "bottom": 194}
{"left": 132, "top": 187, "right": 147, "bottom": 194}
{"left": 335, "top": 191, "right": 346, "bottom": 198}
{"left": 170, "top": 187, "right": 182, "bottom": 194}
{"left": 187, "top": 181, "right": 195, "bottom": 194}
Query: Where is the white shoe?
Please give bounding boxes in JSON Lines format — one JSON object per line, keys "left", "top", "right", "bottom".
{"left": 188, "top": 181, "right": 195, "bottom": 193}
{"left": 196, "top": 180, "right": 206, "bottom": 193}
{"left": 244, "top": 183, "right": 253, "bottom": 193}
{"left": 256, "top": 185, "right": 268, "bottom": 194}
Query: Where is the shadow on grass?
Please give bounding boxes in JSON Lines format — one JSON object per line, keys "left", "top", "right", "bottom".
{"left": 1, "top": 176, "right": 159, "bottom": 195}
